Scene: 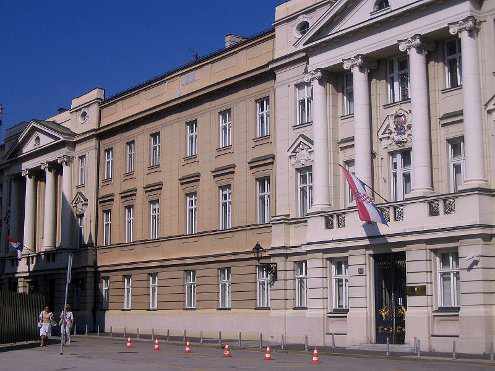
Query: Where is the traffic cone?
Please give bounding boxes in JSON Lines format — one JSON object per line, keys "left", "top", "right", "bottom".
{"left": 311, "top": 348, "right": 320, "bottom": 365}
{"left": 126, "top": 337, "right": 132, "bottom": 349}
{"left": 185, "top": 340, "right": 192, "bottom": 353}
{"left": 223, "top": 344, "right": 232, "bottom": 358}
{"left": 153, "top": 338, "right": 160, "bottom": 352}
{"left": 264, "top": 346, "right": 272, "bottom": 361}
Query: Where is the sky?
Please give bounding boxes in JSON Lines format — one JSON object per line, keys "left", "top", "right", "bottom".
{"left": 0, "top": 0, "right": 282, "bottom": 133}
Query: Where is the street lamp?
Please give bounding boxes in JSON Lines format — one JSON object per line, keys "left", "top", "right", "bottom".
{"left": 252, "top": 242, "right": 277, "bottom": 284}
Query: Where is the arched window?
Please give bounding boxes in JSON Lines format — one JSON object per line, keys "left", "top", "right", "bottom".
{"left": 374, "top": 0, "right": 390, "bottom": 11}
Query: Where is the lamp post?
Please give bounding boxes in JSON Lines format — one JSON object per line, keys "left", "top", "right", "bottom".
{"left": 252, "top": 242, "right": 277, "bottom": 284}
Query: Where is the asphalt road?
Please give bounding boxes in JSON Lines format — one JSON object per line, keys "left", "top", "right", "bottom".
{"left": 1, "top": 336, "right": 493, "bottom": 371}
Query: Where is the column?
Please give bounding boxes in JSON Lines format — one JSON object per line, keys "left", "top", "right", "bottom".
{"left": 449, "top": 16, "right": 487, "bottom": 186}
{"left": 305, "top": 69, "right": 331, "bottom": 211}
{"left": 398, "top": 34, "right": 433, "bottom": 195}
{"left": 9, "top": 176, "right": 18, "bottom": 238}
{"left": 59, "top": 156, "right": 73, "bottom": 249}
{"left": 22, "top": 170, "right": 36, "bottom": 252}
{"left": 42, "top": 162, "right": 57, "bottom": 250}
{"left": 343, "top": 55, "right": 373, "bottom": 188}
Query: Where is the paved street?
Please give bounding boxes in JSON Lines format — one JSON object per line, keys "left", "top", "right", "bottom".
{"left": 1, "top": 337, "right": 493, "bottom": 371}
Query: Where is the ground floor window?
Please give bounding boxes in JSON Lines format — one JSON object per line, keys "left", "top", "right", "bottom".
{"left": 149, "top": 273, "right": 158, "bottom": 310}
{"left": 331, "top": 259, "right": 349, "bottom": 310}
{"left": 295, "top": 261, "right": 307, "bottom": 308}
{"left": 218, "top": 267, "right": 231, "bottom": 309}
{"left": 438, "top": 251, "right": 460, "bottom": 308}
{"left": 256, "top": 266, "right": 270, "bottom": 308}
{"left": 185, "top": 270, "right": 197, "bottom": 309}
{"left": 123, "top": 275, "right": 132, "bottom": 310}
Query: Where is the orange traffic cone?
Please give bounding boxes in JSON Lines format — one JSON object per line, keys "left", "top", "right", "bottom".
{"left": 311, "top": 348, "right": 320, "bottom": 365}
{"left": 264, "top": 346, "right": 272, "bottom": 361}
{"left": 185, "top": 340, "right": 192, "bottom": 353}
{"left": 153, "top": 338, "right": 160, "bottom": 352}
{"left": 223, "top": 344, "right": 232, "bottom": 358}
{"left": 126, "top": 337, "right": 132, "bottom": 349}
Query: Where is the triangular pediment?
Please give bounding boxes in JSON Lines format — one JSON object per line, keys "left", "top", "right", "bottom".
{"left": 72, "top": 192, "right": 88, "bottom": 216}
{"left": 288, "top": 134, "right": 314, "bottom": 168}
{"left": 486, "top": 94, "right": 495, "bottom": 113}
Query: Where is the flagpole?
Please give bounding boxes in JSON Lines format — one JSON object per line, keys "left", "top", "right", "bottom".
{"left": 337, "top": 164, "right": 389, "bottom": 203}
{"left": 60, "top": 253, "right": 73, "bottom": 355}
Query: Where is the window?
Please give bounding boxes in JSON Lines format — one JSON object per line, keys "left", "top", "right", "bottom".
{"left": 218, "top": 267, "right": 231, "bottom": 309}
{"left": 257, "top": 177, "right": 271, "bottom": 224}
{"left": 101, "top": 277, "right": 109, "bottom": 309}
{"left": 298, "top": 167, "right": 313, "bottom": 217}
{"left": 125, "top": 206, "right": 134, "bottom": 243}
{"left": 186, "top": 120, "right": 198, "bottom": 157}
{"left": 296, "top": 83, "right": 312, "bottom": 125}
{"left": 185, "top": 270, "right": 196, "bottom": 309}
{"left": 104, "top": 148, "right": 113, "bottom": 180}
{"left": 256, "top": 265, "right": 270, "bottom": 308}
{"left": 295, "top": 261, "right": 308, "bottom": 308}
{"left": 438, "top": 251, "right": 460, "bottom": 308}
{"left": 445, "top": 39, "right": 462, "bottom": 89}
{"left": 103, "top": 210, "right": 112, "bottom": 246}
{"left": 448, "top": 138, "right": 464, "bottom": 193}
{"left": 343, "top": 72, "right": 354, "bottom": 115}
{"left": 78, "top": 155, "right": 86, "bottom": 186}
{"left": 150, "top": 133, "right": 161, "bottom": 166}
{"left": 345, "top": 161, "right": 355, "bottom": 206}
{"left": 149, "top": 273, "right": 158, "bottom": 310}
{"left": 77, "top": 215, "right": 84, "bottom": 246}
{"left": 186, "top": 192, "right": 198, "bottom": 235}
{"left": 256, "top": 97, "right": 270, "bottom": 137}
{"left": 125, "top": 141, "right": 135, "bottom": 173}
{"left": 150, "top": 200, "right": 160, "bottom": 240}
{"left": 219, "top": 185, "right": 232, "bottom": 230}
{"left": 391, "top": 150, "right": 411, "bottom": 201}
{"left": 387, "top": 56, "right": 410, "bottom": 103}
{"left": 123, "top": 276, "right": 132, "bottom": 310}
{"left": 373, "top": 0, "right": 390, "bottom": 11}
{"left": 219, "top": 109, "right": 232, "bottom": 148}
{"left": 331, "top": 260, "right": 349, "bottom": 310}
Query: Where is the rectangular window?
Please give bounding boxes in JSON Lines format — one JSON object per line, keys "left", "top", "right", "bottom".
{"left": 448, "top": 138, "right": 465, "bottom": 193}
{"left": 256, "top": 97, "right": 270, "bottom": 137}
{"left": 331, "top": 259, "right": 349, "bottom": 310}
{"left": 343, "top": 72, "right": 354, "bottom": 115}
{"left": 125, "top": 141, "right": 135, "bottom": 173}
{"left": 101, "top": 277, "right": 109, "bottom": 309}
{"left": 77, "top": 215, "right": 84, "bottom": 247}
{"left": 298, "top": 167, "right": 313, "bottom": 217}
{"left": 104, "top": 148, "right": 113, "bottom": 180}
{"left": 78, "top": 155, "right": 86, "bottom": 186}
{"left": 149, "top": 273, "right": 158, "bottom": 310}
{"left": 296, "top": 83, "right": 312, "bottom": 125}
{"left": 186, "top": 120, "right": 198, "bottom": 157}
{"left": 219, "top": 185, "right": 232, "bottom": 230}
{"left": 125, "top": 206, "right": 134, "bottom": 243}
{"left": 387, "top": 56, "right": 410, "bottom": 103}
{"left": 149, "top": 200, "right": 160, "bottom": 240}
{"left": 295, "top": 261, "right": 308, "bottom": 308}
{"left": 123, "top": 275, "right": 132, "bottom": 310}
{"left": 257, "top": 177, "right": 271, "bottom": 224}
{"left": 345, "top": 161, "right": 355, "bottom": 206}
{"left": 185, "top": 270, "right": 196, "bottom": 309}
{"left": 186, "top": 192, "right": 198, "bottom": 235}
{"left": 218, "top": 267, "right": 231, "bottom": 309}
{"left": 445, "top": 39, "right": 462, "bottom": 89}
{"left": 103, "top": 210, "right": 112, "bottom": 246}
{"left": 150, "top": 132, "right": 161, "bottom": 166}
{"left": 219, "top": 109, "right": 232, "bottom": 148}
{"left": 256, "top": 265, "right": 270, "bottom": 308}
{"left": 438, "top": 251, "right": 460, "bottom": 308}
{"left": 391, "top": 150, "right": 412, "bottom": 201}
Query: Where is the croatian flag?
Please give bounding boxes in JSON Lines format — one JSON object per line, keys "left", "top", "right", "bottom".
{"left": 340, "top": 166, "right": 388, "bottom": 225}
{"left": 7, "top": 236, "right": 23, "bottom": 259}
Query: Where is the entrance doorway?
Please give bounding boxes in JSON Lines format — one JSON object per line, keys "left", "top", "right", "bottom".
{"left": 374, "top": 252, "right": 406, "bottom": 344}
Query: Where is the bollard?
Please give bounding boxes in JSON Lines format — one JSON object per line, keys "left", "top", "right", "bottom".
{"left": 417, "top": 339, "right": 421, "bottom": 359}
{"left": 124, "top": 327, "right": 127, "bottom": 338}
{"left": 85, "top": 323, "right": 88, "bottom": 336}
{"left": 167, "top": 329, "right": 170, "bottom": 342}
{"left": 183, "top": 329, "right": 186, "bottom": 342}
{"left": 490, "top": 342, "right": 494, "bottom": 361}
{"left": 238, "top": 332, "right": 242, "bottom": 348}
{"left": 97, "top": 325, "right": 100, "bottom": 336}
{"left": 219, "top": 331, "right": 222, "bottom": 345}
{"left": 331, "top": 332, "right": 336, "bottom": 352}
{"left": 200, "top": 331, "right": 204, "bottom": 344}
{"left": 281, "top": 334, "right": 285, "bottom": 350}
{"left": 110, "top": 326, "right": 113, "bottom": 337}
{"left": 152, "top": 328, "right": 155, "bottom": 341}
{"left": 386, "top": 337, "right": 390, "bottom": 357}
{"left": 259, "top": 333, "right": 263, "bottom": 350}
{"left": 74, "top": 324, "right": 77, "bottom": 336}
{"left": 304, "top": 335, "right": 308, "bottom": 352}
{"left": 452, "top": 339, "right": 456, "bottom": 360}
{"left": 137, "top": 328, "right": 140, "bottom": 339}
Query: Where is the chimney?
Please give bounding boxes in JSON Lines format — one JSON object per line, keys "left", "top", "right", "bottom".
{"left": 225, "top": 34, "right": 247, "bottom": 48}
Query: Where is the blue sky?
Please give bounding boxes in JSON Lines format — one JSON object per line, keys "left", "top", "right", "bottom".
{"left": 0, "top": 0, "right": 281, "bottom": 131}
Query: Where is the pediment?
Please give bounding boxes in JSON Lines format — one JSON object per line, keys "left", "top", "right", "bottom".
{"left": 486, "top": 94, "right": 495, "bottom": 113}
{"left": 288, "top": 134, "right": 314, "bottom": 168}
{"left": 72, "top": 192, "right": 88, "bottom": 216}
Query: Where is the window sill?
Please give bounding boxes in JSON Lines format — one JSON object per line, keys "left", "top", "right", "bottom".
{"left": 255, "top": 307, "right": 271, "bottom": 311}
{"left": 292, "top": 121, "right": 312, "bottom": 129}
{"left": 339, "top": 113, "right": 354, "bottom": 120}
{"left": 102, "top": 179, "right": 112, "bottom": 185}
{"left": 293, "top": 306, "right": 308, "bottom": 311}
{"left": 432, "top": 307, "right": 460, "bottom": 317}
{"left": 216, "top": 145, "right": 233, "bottom": 157}
{"left": 76, "top": 184, "right": 86, "bottom": 189}
{"left": 147, "top": 308, "right": 158, "bottom": 311}
{"left": 147, "top": 165, "right": 161, "bottom": 174}
{"left": 383, "top": 99, "right": 411, "bottom": 109}
{"left": 121, "top": 308, "right": 132, "bottom": 312}
{"left": 217, "top": 307, "right": 232, "bottom": 311}
{"left": 184, "top": 307, "right": 197, "bottom": 311}
{"left": 183, "top": 155, "right": 198, "bottom": 165}
{"left": 441, "top": 85, "right": 462, "bottom": 94}
{"left": 123, "top": 172, "right": 135, "bottom": 180}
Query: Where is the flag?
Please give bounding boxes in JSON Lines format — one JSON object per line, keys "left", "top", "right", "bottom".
{"left": 340, "top": 166, "right": 388, "bottom": 225}
{"left": 7, "top": 235, "right": 23, "bottom": 259}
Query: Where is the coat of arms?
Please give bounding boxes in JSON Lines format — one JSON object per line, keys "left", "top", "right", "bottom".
{"left": 378, "top": 109, "right": 412, "bottom": 149}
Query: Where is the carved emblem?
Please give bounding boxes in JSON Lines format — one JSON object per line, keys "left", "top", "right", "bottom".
{"left": 378, "top": 109, "right": 412, "bottom": 150}
{"left": 293, "top": 142, "right": 313, "bottom": 167}
{"left": 72, "top": 192, "right": 88, "bottom": 216}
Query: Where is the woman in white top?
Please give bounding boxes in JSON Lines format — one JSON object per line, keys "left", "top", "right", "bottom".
{"left": 59, "top": 304, "right": 74, "bottom": 345}
{"left": 38, "top": 306, "right": 54, "bottom": 347}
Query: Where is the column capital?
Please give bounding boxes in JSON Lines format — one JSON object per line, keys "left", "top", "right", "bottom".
{"left": 21, "top": 169, "right": 33, "bottom": 177}
{"left": 449, "top": 16, "right": 480, "bottom": 37}
{"left": 303, "top": 68, "right": 327, "bottom": 84}
{"left": 398, "top": 34, "right": 427, "bottom": 54}
{"left": 57, "top": 155, "right": 73, "bottom": 166}
{"left": 342, "top": 54, "right": 369, "bottom": 73}
{"left": 40, "top": 162, "right": 56, "bottom": 172}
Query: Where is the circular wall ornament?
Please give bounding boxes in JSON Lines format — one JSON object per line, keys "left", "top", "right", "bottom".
{"left": 79, "top": 109, "right": 89, "bottom": 124}
{"left": 34, "top": 136, "right": 40, "bottom": 146}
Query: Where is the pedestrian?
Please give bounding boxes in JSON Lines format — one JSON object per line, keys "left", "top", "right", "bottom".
{"left": 59, "top": 304, "right": 74, "bottom": 345}
{"left": 38, "top": 305, "right": 54, "bottom": 347}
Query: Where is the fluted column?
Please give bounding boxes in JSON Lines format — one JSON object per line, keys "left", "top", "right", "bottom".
{"left": 42, "top": 162, "right": 57, "bottom": 250}
{"left": 305, "top": 69, "right": 331, "bottom": 211}
{"left": 22, "top": 170, "right": 36, "bottom": 252}
{"left": 399, "top": 34, "right": 433, "bottom": 195}
{"left": 449, "top": 16, "right": 487, "bottom": 186}
{"left": 58, "top": 156, "right": 73, "bottom": 248}
{"left": 343, "top": 55, "right": 373, "bottom": 188}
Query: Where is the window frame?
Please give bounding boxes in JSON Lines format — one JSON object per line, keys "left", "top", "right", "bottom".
{"left": 296, "top": 82, "right": 312, "bottom": 125}
{"left": 297, "top": 167, "right": 313, "bottom": 217}
{"left": 78, "top": 155, "right": 86, "bottom": 186}
{"left": 387, "top": 56, "right": 410, "bottom": 103}
{"left": 257, "top": 177, "right": 271, "bottom": 224}
{"left": 330, "top": 259, "right": 349, "bottom": 311}
{"left": 123, "top": 275, "right": 132, "bottom": 310}
{"left": 149, "top": 273, "right": 158, "bottom": 310}
{"left": 186, "top": 192, "right": 198, "bottom": 235}
{"left": 437, "top": 251, "right": 460, "bottom": 308}
{"left": 77, "top": 214, "right": 84, "bottom": 247}
{"left": 218, "top": 267, "right": 232, "bottom": 309}
{"left": 391, "top": 150, "right": 412, "bottom": 201}
{"left": 448, "top": 137, "right": 465, "bottom": 193}
{"left": 184, "top": 270, "right": 197, "bottom": 309}
{"left": 149, "top": 132, "right": 161, "bottom": 167}
{"left": 125, "top": 205, "right": 134, "bottom": 243}
{"left": 186, "top": 120, "right": 198, "bottom": 157}
{"left": 445, "top": 39, "right": 462, "bottom": 89}
{"left": 295, "top": 261, "right": 308, "bottom": 308}
{"left": 219, "top": 185, "right": 232, "bottom": 230}
{"left": 104, "top": 148, "right": 113, "bottom": 180}
{"left": 149, "top": 200, "right": 160, "bottom": 240}
{"left": 343, "top": 72, "right": 354, "bottom": 116}
{"left": 219, "top": 109, "right": 232, "bottom": 148}
{"left": 256, "top": 97, "right": 270, "bottom": 137}
{"left": 125, "top": 140, "right": 135, "bottom": 174}
{"left": 103, "top": 210, "right": 112, "bottom": 246}
{"left": 101, "top": 277, "right": 109, "bottom": 309}
{"left": 256, "top": 265, "right": 271, "bottom": 308}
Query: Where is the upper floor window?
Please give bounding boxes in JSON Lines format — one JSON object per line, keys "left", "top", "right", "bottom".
{"left": 186, "top": 120, "right": 198, "bottom": 157}
{"left": 103, "top": 210, "right": 112, "bottom": 246}
{"left": 257, "top": 177, "right": 271, "bottom": 224}
{"left": 77, "top": 155, "right": 86, "bottom": 186}
{"left": 104, "top": 148, "right": 113, "bottom": 180}
{"left": 256, "top": 97, "right": 270, "bottom": 137}
{"left": 445, "top": 39, "right": 462, "bottom": 89}
{"left": 438, "top": 251, "right": 460, "bottom": 308}
{"left": 184, "top": 270, "right": 197, "bottom": 309}
{"left": 149, "top": 273, "right": 158, "bottom": 310}
{"left": 150, "top": 133, "right": 161, "bottom": 167}
{"left": 391, "top": 150, "right": 411, "bottom": 201}
{"left": 125, "top": 205, "right": 134, "bottom": 243}
{"left": 218, "top": 267, "right": 231, "bottom": 309}
{"left": 373, "top": 0, "right": 390, "bottom": 11}
{"left": 388, "top": 56, "right": 410, "bottom": 103}
{"left": 77, "top": 215, "right": 84, "bottom": 247}
{"left": 186, "top": 192, "right": 198, "bottom": 235}
{"left": 296, "top": 83, "right": 312, "bottom": 125}
{"left": 343, "top": 72, "right": 354, "bottom": 115}
{"left": 149, "top": 200, "right": 160, "bottom": 240}
{"left": 295, "top": 261, "right": 308, "bottom": 308}
{"left": 219, "top": 109, "right": 232, "bottom": 148}
{"left": 126, "top": 141, "right": 135, "bottom": 173}
{"left": 448, "top": 138, "right": 464, "bottom": 193}
{"left": 298, "top": 167, "right": 313, "bottom": 217}
{"left": 101, "top": 277, "right": 109, "bottom": 309}
{"left": 331, "top": 259, "right": 349, "bottom": 310}
{"left": 219, "top": 185, "right": 232, "bottom": 230}
{"left": 123, "top": 275, "right": 132, "bottom": 310}
{"left": 256, "top": 265, "right": 270, "bottom": 308}
{"left": 344, "top": 160, "right": 355, "bottom": 207}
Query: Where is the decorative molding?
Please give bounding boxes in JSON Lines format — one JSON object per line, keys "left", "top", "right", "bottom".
{"left": 288, "top": 134, "right": 314, "bottom": 168}
{"left": 212, "top": 164, "right": 236, "bottom": 178}
{"left": 248, "top": 154, "right": 275, "bottom": 170}
{"left": 303, "top": 68, "right": 326, "bottom": 83}
{"left": 143, "top": 181, "right": 163, "bottom": 192}
{"left": 449, "top": 16, "right": 480, "bottom": 36}
{"left": 343, "top": 54, "right": 366, "bottom": 72}
{"left": 377, "top": 108, "right": 412, "bottom": 150}
{"left": 179, "top": 173, "right": 201, "bottom": 185}
{"left": 119, "top": 188, "right": 137, "bottom": 199}
{"left": 72, "top": 192, "right": 88, "bottom": 216}
{"left": 398, "top": 34, "right": 425, "bottom": 54}
{"left": 57, "top": 155, "right": 73, "bottom": 166}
